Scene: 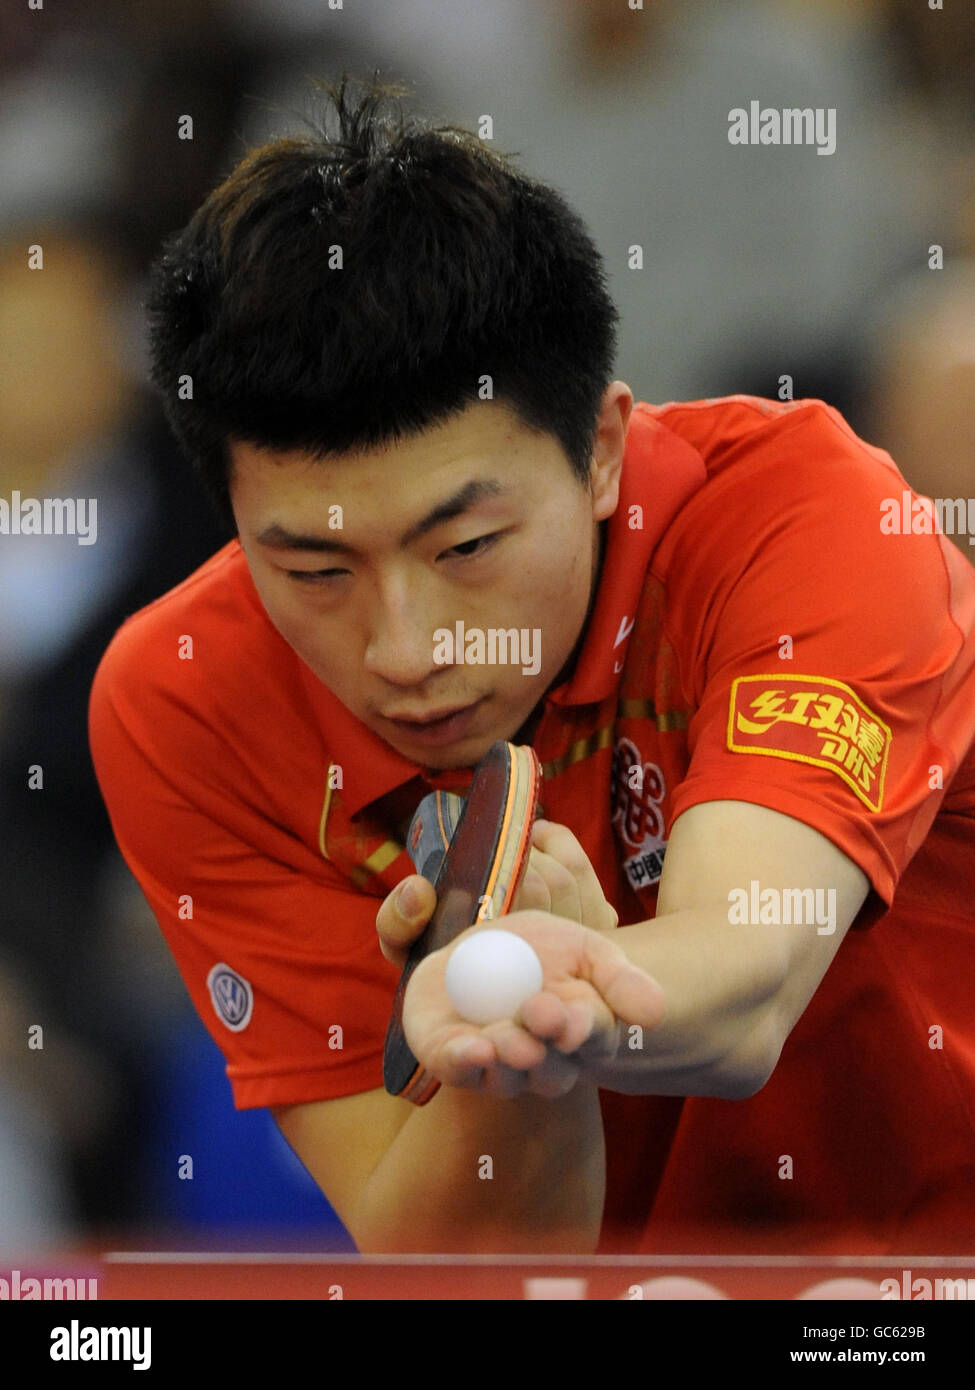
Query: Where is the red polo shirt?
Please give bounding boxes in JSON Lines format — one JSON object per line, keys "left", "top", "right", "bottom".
{"left": 89, "top": 396, "right": 975, "bottom": 1253}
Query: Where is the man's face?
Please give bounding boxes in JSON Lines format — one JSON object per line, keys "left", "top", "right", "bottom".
{"left": 230, "top": 393, "right": 628, "bottom": 769}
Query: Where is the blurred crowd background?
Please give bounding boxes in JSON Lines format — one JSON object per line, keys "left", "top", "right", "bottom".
{"left": 1, "top": 0, "right": 974, "bottom": 1255}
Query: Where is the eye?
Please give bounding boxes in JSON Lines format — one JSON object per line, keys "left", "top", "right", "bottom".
{"left": 443, "top": 532, "right": 502, "bottom": 561}
{"left": 286, "top": 568, "right": 349, "bottom": 585}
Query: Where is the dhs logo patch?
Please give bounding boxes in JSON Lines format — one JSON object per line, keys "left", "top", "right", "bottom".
{"left": 206, "top": 963, "right": 254, "bottom": 1032}
{"left": 727, "top": 674, "right": 891, "bottom": 811}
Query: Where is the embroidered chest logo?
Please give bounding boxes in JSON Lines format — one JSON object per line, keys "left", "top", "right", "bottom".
{"left": 727, "top": 674, "right": 891, "bottom": 811}
{"left": 611, "top": 736, "right": 668, "bottom": 890}
{"left": 613, "top": 613, "right": 635, "bottom": 674}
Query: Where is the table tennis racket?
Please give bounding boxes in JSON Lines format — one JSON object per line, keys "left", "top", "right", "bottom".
{"left": 383, "top": 740, "right": 543, "bottom": 1105}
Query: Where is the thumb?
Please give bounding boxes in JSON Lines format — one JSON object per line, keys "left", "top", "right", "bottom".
{"left": 377, "top": 874, "right": 437, "bottom": 967}
{"left": 582, "top": 932, "right": 666, "bottom": 1030}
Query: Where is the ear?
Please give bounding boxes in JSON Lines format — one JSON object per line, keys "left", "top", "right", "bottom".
{"left": 590, "top": 381, "right": 633, "bottom": 522}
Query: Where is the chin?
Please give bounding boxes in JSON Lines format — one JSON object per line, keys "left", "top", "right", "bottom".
{"left": 388, "top": 721, "right": 520, "bottom": 772}
{"left": 409, "top": 732, "right": 499, "bottom": 771}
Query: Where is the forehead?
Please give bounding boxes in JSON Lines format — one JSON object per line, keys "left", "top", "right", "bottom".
{"left": 228, "top": 401, "right": 574, "bottom": 519}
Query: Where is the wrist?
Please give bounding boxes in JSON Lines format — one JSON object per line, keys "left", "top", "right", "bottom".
{"left": 360, "top": 1077, "right": 606, "bottom": 1254}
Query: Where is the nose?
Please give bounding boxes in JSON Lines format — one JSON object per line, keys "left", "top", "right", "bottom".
{"left": 363, "top": 585, "right": 443, "bottom": 686}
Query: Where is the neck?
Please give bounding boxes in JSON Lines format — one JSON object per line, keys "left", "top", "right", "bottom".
{"left": 516, "top": 519, "right": 607, "bottom": 743}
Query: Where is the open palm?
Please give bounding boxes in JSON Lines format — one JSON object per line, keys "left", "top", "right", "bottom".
{"left": 403, "top": 909, "right": 665, "bottom": 1098}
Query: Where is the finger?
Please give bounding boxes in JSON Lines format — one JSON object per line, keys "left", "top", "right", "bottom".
{"left": 433, "top": 1032, "right": 497, "bottom": 1088}
{"left": 481, "top": 1060, "right": 528, "bottom": 1100}
{"left": 520, "top": 992, "right": 604, "bottom": 1054}
{"left": 575, "top": 1015, "right": 625, "bottom": 1067}
{"left": 524, "top": 844, "right": 583, "bottom": 924}
{"left": 376, "top": 875, "right": 437, "bottom": 967}
{"left": 512, "top": 860, "right": 552, "bottom": 914}
{"left": 532, "top": 820, "right": 618, "bottom": 931}
{"left": 482, "top": 1017, "right": 549, "bottom": 1071}
{"left": 526, "top": 1048, "right": 580, "bottom": 1099}
{"left": 580, "top": 932, "right": 666, "bottom": 1028}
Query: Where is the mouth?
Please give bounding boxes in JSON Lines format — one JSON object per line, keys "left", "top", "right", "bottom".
{"left": 382, "top": 698, "right": 485, "bottom": 748}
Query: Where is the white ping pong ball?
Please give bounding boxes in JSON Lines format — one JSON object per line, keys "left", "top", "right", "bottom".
{"left": 445, "top": 930, "right": 544, "bottom": 1025}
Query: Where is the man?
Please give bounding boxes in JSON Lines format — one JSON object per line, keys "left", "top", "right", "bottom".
{"left": 90, "top": 80, "right": 975, "bottom": 1256}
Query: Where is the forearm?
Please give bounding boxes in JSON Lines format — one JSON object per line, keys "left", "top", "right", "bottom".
{"left": 588, "top": 904, "right": 800, "bottom": 1098}
{"left": 353, "top": 1079, "right": 605, "bottom": 1254}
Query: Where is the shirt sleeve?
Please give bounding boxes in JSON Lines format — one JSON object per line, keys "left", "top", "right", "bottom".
{"left": 89, "top": 626, "right": 400, "bottom": 1111}
{"left": 660, "top": 401, "right": 975, "bottom": 917}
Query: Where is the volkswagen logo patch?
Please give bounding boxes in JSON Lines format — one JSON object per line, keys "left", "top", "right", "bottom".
{"left": 206, "top": 963, "right": 254, "bottom": 1032}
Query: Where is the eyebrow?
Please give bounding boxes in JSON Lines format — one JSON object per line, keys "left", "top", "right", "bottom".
{"left": 255, "top": 479, "right": 506, "bottom": 555}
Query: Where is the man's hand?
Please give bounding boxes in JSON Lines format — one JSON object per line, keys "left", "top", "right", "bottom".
{"left": 376, "top": 820, "right": 664, "bottom": 1098}
{"left": 509, "top": 820, "right": 621, "bottom": 933}
{"left": 377, "top": 820, "right": 619, "bottom": 969}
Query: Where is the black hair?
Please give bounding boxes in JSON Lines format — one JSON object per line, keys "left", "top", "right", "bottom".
{"left": 146, "top": 75, "right": 619, "bottom": 522}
